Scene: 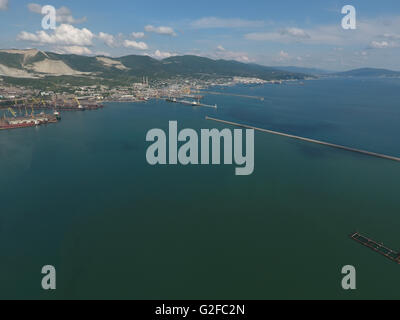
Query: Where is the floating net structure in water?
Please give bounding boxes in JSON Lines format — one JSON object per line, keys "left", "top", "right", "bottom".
{"left": 350, "top": 232, "right": 400, "bottom": 264}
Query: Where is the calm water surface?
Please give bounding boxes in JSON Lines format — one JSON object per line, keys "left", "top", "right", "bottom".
{"left": 0, "top": 78, "right": 399, "bottom": 299}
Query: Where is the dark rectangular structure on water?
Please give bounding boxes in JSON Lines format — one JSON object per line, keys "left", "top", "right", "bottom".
{"left": 350, "top": 232, "right": 400, "bottom": 264}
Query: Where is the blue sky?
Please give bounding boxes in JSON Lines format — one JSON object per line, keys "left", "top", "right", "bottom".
{"left": 1, "top": 0, "right": 400, "bottom": 70}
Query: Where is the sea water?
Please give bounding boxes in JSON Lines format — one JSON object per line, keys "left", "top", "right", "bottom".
{"left": 0, "top": 77, "right": 399, "bottom": 299}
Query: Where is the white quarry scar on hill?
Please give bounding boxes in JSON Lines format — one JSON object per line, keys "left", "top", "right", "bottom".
{"left": 96, "top": 57, "right": 129, "bottom": 70}
{"left": 0, "top": 49, "right": 90, "bottom": 77}
{"left": 0, "top": 64, "right": 38, "bottom": 78}
{"left": 1, "top": 49, "right": 48, "bottom": 64}
{"left": 27, "top": 59, "right": 89, "bottom": 76}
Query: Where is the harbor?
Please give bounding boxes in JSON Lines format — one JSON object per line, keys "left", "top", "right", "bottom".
{"left": 0, "top": 97, "right": 104, "bottom": 112}
{"left": 0, "top": 96, "right": 104, "bottom": 130}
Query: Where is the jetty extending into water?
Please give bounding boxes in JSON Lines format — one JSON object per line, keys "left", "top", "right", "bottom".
{"left": 350, "top": 232, "right": 400, "bottom": 264}
{"left": 205, "top": 116, "right": 400, "bottom": 163}
{"left": 166, "top": 98, "right": 217, "bottom": 109}
{"left": 200, "top": 91, "right": 265, "bottom": 101}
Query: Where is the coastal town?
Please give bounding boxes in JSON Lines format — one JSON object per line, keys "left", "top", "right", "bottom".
{"left": 0, "top": 75, "right": 284, "bottom": 104}
{"left": 0, "top": 75, "right": 292, "bottom": 130}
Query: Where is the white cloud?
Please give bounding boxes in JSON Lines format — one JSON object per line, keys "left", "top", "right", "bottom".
{"left": 213, "top": 46, "right": 252, "bottom": 63}
{"left": 17, "top": 32, "right": 38, "bottom": 42}
{"left": 279, "top": 50, "right": 289, "bottom": 59}
{"left": 94, "top": 51, "right": 111, "bottom": 57}
{"left": 191, "top": 17, "right": 264, "bottom": 29}
{"left": 132, "top": 32, "right": 145, "bottom": 39}
{"left": 57, "top": 6, "right": 87, "bottom": 24}
{"left": 0, "top": 0, "right": 8, "bottom": 11}
{"left": 28, "top": 3, "right": 87, "bottom": 24}
{"left": 281, "top": 27, "right": 310, "bottom": 38}
{"left": 382, "top": 33, "right": 400, "bottom": 40}
{"left": 123, "top": 40, "right": 148, "bottom": 50}
{"left": 276, "top": 50, "right": 292, "bottom": 62}
{"left": 246, "top": 27, "right": 314, "bottom": 43}
{"left": 368, "top": 40, "right": 397, "bottom": 49}
{"left": 17, "top": 24, "right": 94, "bottom": 46}
{"left": 98, "top": 32, "right": 116, "bottom": 47}
{"left": 151, "top": 50, "right": 177, "bottom": 59}
{"left": 245, "top": 16, "right": 400, "bottom": 48}
{"left": 27, "top": 3, "right": 41, "bottom": 13}
{"left": 145, "top": 25, "right": 177, "bottom": 36}
{"left": 58, "top": 46, "right": 92, "bottom": 55}
{"left": 354, "top": 51, "right": 368, "bottom": 57}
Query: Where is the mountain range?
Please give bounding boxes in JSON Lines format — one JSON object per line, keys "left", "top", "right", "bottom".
{"left": 0, "top": 49, "right": 307, "bottom": 83}
{"left": 332, "top": 68, "right": 400, "bottom": 77}
{"left": 1, "top": 49, "right": 399, "bottom": 88}
{"left": 277, "top": 66, "right": 400, "bottom": 77}
{"left": 273, "top": 66, "right": 333, "bottom": 75}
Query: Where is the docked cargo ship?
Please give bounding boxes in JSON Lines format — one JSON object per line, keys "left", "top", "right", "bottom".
{"left": 84, "top": 103, "right": 104, "bottom": 110}
{"left": 57, "top": 103, "right": 103, "bottom": 111}
{"left": 0, "top": 119, "right": 36, "bottom": 130}
{"left": 0, "top": 113, "right": 59, "bottom": 131}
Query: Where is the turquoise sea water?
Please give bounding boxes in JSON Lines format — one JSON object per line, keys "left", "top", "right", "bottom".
{"left": 0, "top": 78, "right": 399, "bottom": 299}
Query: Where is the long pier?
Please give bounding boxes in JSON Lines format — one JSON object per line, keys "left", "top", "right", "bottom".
{"left": 205, "top": 116, "right": 400, "bottom": 163}
{"left": 350, "top": 232, "right": 400, "bottom": 264}
{"left": 194, "top": 103, "right": 217, "bottom": 109}
{"left": 201, "top": 91, "right": 265, "bottom": 101}
{"left": 166, "top": 99, "right": 217, "bottom": 109}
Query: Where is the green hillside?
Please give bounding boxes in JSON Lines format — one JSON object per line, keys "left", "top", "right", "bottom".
{"left": 161, "top": 56, "right": 303, "bottom": 80}
{"left": 334, "top": 68, "right": 400, "bottom": 77}
{"left": 0, "top": 52, "right": 24, "bottom": 69}
{"left": 0, "top": 49, "right": 310, "bottom": 86}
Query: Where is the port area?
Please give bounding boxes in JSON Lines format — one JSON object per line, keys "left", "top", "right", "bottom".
{"left": 0, "top": 98, "right": 104, "bottom": 113}
{"left": 350, "top": 232, "right": 400, "bottom": 264}
{"left": 9, "top": 101, "right": 103, "bottom": 112}
{"left": 0, "top": 98, "right": 103, "bottom": 131}
{"left": 166, "top": 97, "right": 217, "bottom": 109}
{"left": 0, "top": 113, "right": 60, "bottom": 131}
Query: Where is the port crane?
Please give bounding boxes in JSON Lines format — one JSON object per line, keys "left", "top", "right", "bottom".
{"left": 8, "top": 107, "right": 16, "bottom": 117}
{"left": 53, "top": 94, "right": 57, "bottom": 109}
{"left": 31, "top": 98, "right": 41, "bottom": 111}
{"left": 74, "top": 97, "right": 84, "bottom": 109}
{"left": 14, "top": 99, "right": 22, "bottom": 115}
{"left": 52, "top": 94, "right": 60, "bottom": 117}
